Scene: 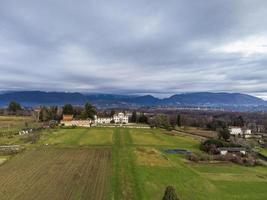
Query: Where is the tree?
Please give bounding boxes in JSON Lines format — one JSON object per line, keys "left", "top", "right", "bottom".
{"left": 150, "top": 115, "right": 171, "bottom": 130}
{"left": 39, "top": 106, "right": 52, "bottom": 122}
{"left": 62, "top": 104, "right": 74, "bottom": 115}
{"left": 84, "top": 102, "right": 96, "bottom": 120}
{"left": 233, "top": 115, "right": 245, "bottom": 127}
{"left": 138, "top": 113, "right": 148, "bottom": 124}
{"left": 110, "top": 109, "right": 116, "bottom": 117}
{"left": 218, "top": 127, "right": 230, "bottom": 141}
{"left": 50, "top": 106, "right": 59, "bottom": 120}
{"left": 177, "top": 114, "right": 182, "bottom": 126}
{"left": 8, "top": 101, "right": 22, "bottom": 112}
{"left": 169, "top": 115, "right": 177, "bottom": 128}
{"left": 162, "top": 186, "right": 179, "bottom": 200}
{"left": 131, "top": 111, "right": 137, "bottom": 123}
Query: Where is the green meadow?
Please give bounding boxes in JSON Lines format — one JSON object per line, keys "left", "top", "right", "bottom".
{"left": 1, "top": 126, "right": 267, "bottom": 199}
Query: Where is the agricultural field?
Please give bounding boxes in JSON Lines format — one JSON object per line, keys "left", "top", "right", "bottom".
{"left": 0, "top": 115, "right": 41, "bottom": 137}
{"left": 0, "top": 126, "right": 267, "bottom": 199}
{"left": 176, "top": 126, "right": 218, "bottom": 139}
{"left": 0, "top": 148, "right": 111, "bottom": 200}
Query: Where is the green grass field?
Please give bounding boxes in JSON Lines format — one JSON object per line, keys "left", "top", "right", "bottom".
{"left": 0, "top": 126, "right": 267, "bottom": 199}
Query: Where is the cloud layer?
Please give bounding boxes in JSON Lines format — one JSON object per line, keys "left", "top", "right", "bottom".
{"left": 0, "top": 0, "right": 267, "bottom": 98}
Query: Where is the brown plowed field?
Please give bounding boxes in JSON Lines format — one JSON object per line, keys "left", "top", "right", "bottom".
{"left": 0, "top": 148, "right": 111, "bottom": 200}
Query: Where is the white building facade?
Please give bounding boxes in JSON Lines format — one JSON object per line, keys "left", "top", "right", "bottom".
{"left": 95, "top": 112, "right": 129, "bottom": 124}
{"left": 113, "top": 112, "right": 129, "bottom": 123}
{"left": 95, "top": 117, "right": 112, "bottom": 124}
{"left": 229, "top": 126, "right": 252, "bottom": 138}
{"left": 229, "top": 126, "right": 243, "bottom": 136}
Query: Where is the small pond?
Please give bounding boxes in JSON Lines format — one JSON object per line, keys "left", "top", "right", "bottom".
{"left": 164, "top": 149, "right": 192, "bottom": 155}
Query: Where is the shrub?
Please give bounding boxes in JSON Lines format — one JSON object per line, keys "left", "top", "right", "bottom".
{"left": 162, "top": 186, "right": 179, "bottom": 200}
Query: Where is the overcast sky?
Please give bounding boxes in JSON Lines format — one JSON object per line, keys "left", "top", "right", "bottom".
{"left": 1, "top": 0, "right": 267, "bottom": 98}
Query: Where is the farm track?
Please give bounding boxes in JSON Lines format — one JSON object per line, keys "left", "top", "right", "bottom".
{"left": 0, "top": 148, "right": 111, "bottom": 200}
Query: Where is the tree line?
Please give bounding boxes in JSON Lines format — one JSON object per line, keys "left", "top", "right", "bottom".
{"left": 39, "top": 102, "right": 97, "bottom": 122}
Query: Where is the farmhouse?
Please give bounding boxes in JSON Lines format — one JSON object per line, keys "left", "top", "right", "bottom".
{"left": 61, "top": 115, "right": 92, "bottom": 127}
{"left": 62, "top": 115, "right": 74, "bottom": 121}
{"left": 63, "top": 120, "right": 92, "bottom": 127}
{"left": 218, "top": 147, "right": 246, "bottom": 155}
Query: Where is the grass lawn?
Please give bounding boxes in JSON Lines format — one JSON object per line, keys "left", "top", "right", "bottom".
{"left": 113, "top": 128, "right": 267, "bottom": 200}
{"left": 0, "top": 126, "right": 267, "bottom": 199}
{"left": 258, "top": 148, "right": 267, "bottom": 157}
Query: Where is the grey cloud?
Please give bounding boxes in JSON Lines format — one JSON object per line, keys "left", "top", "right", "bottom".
{"left": 0, "top": 0, "right": 267, "bottom": 98}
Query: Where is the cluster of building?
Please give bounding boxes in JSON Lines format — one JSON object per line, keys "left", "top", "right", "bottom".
{"left": 228, "top": 126, "right": 267, "bottom": 145}
{"left": 61, "top": 112, "right": 130, "bottom": 127}
{"left": 229, "top": 126, "right": 252, "bottom": 138}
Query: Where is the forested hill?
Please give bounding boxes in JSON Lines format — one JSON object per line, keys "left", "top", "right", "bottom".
{"left": 0, "top": 91, "right": 266, "bottom": 109}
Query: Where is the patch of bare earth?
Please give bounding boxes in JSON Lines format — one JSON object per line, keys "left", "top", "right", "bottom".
{"left": 0, "top": 148, "right": 111, "bottom": 200}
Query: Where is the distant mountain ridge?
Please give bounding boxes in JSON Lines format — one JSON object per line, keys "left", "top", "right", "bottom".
{"left": 162, "top": 92, "right": 266, "bottom": 106}
{"left": 0, "top": 91, "right": 266, "bottom": 109}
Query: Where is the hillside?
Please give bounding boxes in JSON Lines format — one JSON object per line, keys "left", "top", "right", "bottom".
{"left": 163, "top": 92, "right": 266, "bottom": 106}
{"left": 0, "top": 91, "right": 266, "bottom": 109}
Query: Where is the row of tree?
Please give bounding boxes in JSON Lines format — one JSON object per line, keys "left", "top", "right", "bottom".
{"left": 130, "top": 111, "right": 148, "bottom": 123}
{"left": 38, "top": 103, "right": 96, "bottom": 122}
{"left": 148, "top": 114, "right": 182, "bottom": 130}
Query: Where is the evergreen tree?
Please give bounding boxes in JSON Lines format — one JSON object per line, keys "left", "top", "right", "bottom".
{"left": 138, "top": 113, "right": 148, "bottom": 124}
{"left": 162, "top": 186, "right": 179, "bottom": 200}
{"left": 110, "top": 109, "right": 116, "bottom": 117}
{"left": 84, "top": 102, "right": 96, "bottom": 120}
{"left": 131, "top": 111, "right": 137, "bottom": 123}
{"left": 62, "top": 104, "right": 74, "bottom": 115}
{"left": 177, "top": 115, "right": 181, "bottom": 127}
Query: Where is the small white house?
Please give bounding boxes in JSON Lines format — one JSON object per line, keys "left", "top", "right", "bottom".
{"left": 244, "top": 129, "right": 252, "bottom": 138}
{"left": 229, "top": 126, "right": 243, "bottom": 136}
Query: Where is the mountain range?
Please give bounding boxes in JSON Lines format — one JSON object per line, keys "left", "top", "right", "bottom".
{"left": 0, "top": 91, "right": 266, "bottom": 110}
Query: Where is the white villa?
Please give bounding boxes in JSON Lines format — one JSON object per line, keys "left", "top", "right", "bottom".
{"left": 95, "top": 112, "right": 129, "bottom": 124}
{"left": 229, "top": 126, "right": 252, "bottom": 138}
